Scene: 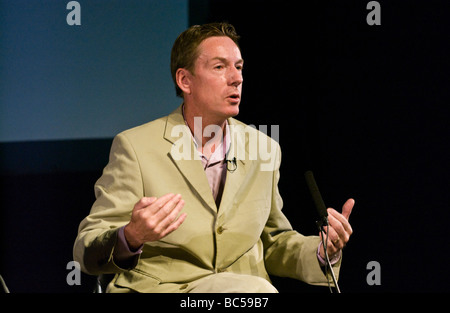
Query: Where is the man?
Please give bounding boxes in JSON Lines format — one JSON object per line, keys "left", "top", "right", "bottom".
{"left": 73, "top": 23, "right": 354, "bottom": 293}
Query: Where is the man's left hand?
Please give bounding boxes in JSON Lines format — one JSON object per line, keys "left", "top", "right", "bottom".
{"left": 319, "top": 198, "right": 355, "bottom": 260}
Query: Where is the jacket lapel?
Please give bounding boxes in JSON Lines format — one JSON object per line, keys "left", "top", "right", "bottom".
{"left": 218, "top": 118, "right": 252, "bottom": 214}
{"left": 164, "top": 106, "right": 217, "bottom": 212}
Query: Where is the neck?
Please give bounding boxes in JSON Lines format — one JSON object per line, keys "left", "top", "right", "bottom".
{"left": 183, "top": 103, "right": 227, "bottom": 149}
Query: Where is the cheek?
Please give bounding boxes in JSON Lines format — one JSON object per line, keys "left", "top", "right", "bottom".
{"left": 199, "top": 78, "right": 224, "bottom": 98}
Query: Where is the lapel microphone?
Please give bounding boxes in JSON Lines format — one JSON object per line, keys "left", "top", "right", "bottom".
{"left": 226, "top": 157, "right": 237, "bottom": 173}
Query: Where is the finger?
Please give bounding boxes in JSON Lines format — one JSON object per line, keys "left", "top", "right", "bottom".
{"left": 160, "top": 211, "right": 187, "bottom": 239}
{"left": 153, "top": 194, "right": 182, "bottom": 220}
{"left": 319, "top": 228, "right": 341, "bottom": 255}
{"left": 134, "top": 197, "right": 157, "bottom": 211}
{"left": 156, "top": 198, "right": 186, "bottom": 238}
{"left": 342, "top": 198, "right": 355, "bottom": 220}
{"left": 323, "top": 225, "right": 344, "bottom": 250}
{"left": 327, "top": 215, "right": 352, "bottom": 248}
{"left": 155, "top": 198, "right": 185, "bottom": 232}
{"left": 328, "top": 209, "right": 353, "bottom": 236}
{"left": 147, "top": 193, "right": 176, "bottom": 214}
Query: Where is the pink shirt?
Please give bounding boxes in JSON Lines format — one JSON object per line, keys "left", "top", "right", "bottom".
{"left": 192, "top": 121, "right": 230, "bottom": 207}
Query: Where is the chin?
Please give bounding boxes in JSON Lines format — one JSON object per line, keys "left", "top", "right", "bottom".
{"left": 226, "top": 103, "right": 240, "bottom": 117}
{"left": 231, "top": 107, "right": 240, "bottom": 117}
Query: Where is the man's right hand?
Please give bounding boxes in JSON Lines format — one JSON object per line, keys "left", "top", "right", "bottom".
{"left": 124, "top": 193, "right": 186, "bottom": 250}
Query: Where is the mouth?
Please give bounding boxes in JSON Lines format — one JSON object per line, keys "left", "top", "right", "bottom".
{"left": 227, "top": 93, "right": 241, "bottom": 104}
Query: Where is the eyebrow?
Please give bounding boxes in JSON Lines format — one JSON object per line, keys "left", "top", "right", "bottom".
{"left": 210, "top": 57, "right": 244, "bottom": 65}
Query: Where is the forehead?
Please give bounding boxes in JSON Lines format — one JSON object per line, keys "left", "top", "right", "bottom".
{"left": 196, "top": 36, "right": 242, "bottom": 63}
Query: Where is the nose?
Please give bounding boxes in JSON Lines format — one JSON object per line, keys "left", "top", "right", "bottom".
{"left": 228, "top": 66, "right": 243, "bottom": 87}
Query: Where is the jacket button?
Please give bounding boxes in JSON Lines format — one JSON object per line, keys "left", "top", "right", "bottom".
{"left": 217, "top": 226, "right": 225, "bottom": 234}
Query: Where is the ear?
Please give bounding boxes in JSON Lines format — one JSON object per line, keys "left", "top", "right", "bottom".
{"left": 175, "top": 68, "right": 192, "bottom": 96}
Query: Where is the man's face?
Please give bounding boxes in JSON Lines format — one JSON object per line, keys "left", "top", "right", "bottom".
{"left": 189, "top": 36, "right": 243, "bottom": 121}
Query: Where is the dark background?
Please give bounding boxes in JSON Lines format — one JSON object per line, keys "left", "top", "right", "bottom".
{"left": 1, "top": 0, "right": 449, "bottom": 293}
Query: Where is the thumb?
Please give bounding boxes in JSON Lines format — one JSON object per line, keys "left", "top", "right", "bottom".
{"left": 342, "top": 198, "right": 355, "bottom": 220}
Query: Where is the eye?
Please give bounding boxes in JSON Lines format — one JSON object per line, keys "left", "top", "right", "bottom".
{"left": 214, "top": 65, "right": 224, "bottom": 70}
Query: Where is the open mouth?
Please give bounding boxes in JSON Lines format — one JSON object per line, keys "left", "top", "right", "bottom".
{"left": 227, "top": 92, "right": 240, "bottom": 100}
{"left": 227, "top": 94, "right": 240, "bottom": 104}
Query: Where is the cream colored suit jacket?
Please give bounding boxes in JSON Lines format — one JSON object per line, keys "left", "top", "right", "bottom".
{"left": 73, "top": 105, "right": 340, "bottom": 292}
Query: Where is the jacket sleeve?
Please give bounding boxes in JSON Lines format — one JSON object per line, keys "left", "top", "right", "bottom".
{"left": 73, "top": 132, "right": 143, "bottom": 275}
{"left": 261, "top": 144, "right": 341, "bottom": 286}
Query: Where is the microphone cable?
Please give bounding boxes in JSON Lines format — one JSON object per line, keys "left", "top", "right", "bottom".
{"left": 318, "top": 223, "right": 341, "bottom": 293}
